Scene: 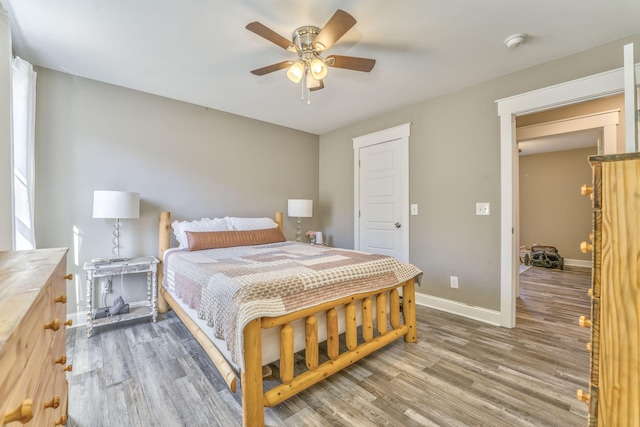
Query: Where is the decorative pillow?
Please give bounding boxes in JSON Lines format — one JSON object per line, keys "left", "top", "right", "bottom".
{"left": 171, "top": 217, "right": 230, "bottom": 249}
{"left": 225, "top": 216, "right": 278, "bottom": 231}
{"left": 185, "top": 228, "right": 286, "bottom": 251}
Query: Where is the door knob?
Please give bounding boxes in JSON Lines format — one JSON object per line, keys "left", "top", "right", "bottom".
{"left": 395, "top": 222, "right": 401, "bottom": 228}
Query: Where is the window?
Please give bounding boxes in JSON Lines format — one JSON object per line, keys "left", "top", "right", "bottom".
{"left": 11, "top": 56, "right": 36, "bottom": 250}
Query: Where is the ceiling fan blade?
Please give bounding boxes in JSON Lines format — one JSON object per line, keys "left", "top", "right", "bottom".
{"left": 313, "top": 9, "right": 356, "bottom": 51}
{"left": 309, "top": 80, "right": 325, "bottom": 91}
{"left": 246, "top": 22, "right": 296, "bottom": 51}
{"left": 326, "top": 55, "right": 376, "bottom": 72}
{"left": 250, "top": 61, "right": 293, "bottom": 76}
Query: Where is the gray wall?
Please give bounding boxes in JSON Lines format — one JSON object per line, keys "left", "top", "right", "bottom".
{"left": 519, "top": 147, "right": 596, "bottom": 261}
{"left": 27, "top": 32, "right": 640, "bottom": 317}
{"left": 34, "top": 69, "right": 319, "bottom": 315}
{"left": 0, "top": 8, "right": 11, "bottom": 250}
{"left": 319, "top": 33, "right": 640, "bottom": 312}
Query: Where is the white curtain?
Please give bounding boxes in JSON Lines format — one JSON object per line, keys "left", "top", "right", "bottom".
{"left": 11, "top": 56, "right": 37, "bottom": 250}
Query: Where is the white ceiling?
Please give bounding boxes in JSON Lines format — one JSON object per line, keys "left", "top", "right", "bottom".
{"left": 2, "top": 0, "right": 640, "bottom": 135}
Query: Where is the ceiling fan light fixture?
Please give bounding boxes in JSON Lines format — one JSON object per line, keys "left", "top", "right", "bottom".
{"left": 287, "top": 62, "right": 304, "bottom": 83}
{"left": 309, "top": 58, "right": 328, "bottom": 80}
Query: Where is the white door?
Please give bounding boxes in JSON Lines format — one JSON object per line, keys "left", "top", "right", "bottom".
{"left": 353, "top": 124, "right": 410, "bottom": 262}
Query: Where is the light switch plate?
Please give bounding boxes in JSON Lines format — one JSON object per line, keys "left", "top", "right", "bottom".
{"left": 476, "top": 202, "right": 490, "bottom": 216}
{"left": 411, "top": 204, "right": 418, "bottom": 215}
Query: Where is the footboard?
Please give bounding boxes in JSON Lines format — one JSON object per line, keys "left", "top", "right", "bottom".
{"left": 241, "top": 278, "right": 417, "bottom": 427}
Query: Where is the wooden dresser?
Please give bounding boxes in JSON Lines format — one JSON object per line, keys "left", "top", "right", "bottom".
{"left": 578, "top": 153, "right": 640, "bottom": 426}
{"left": 0, "top": 249, "right": 72, "bottom": 426}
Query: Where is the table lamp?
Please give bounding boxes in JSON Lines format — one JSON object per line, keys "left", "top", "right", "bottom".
{"left": 93, "top": 190, "right": 140, "bottom": 258}
{"left": 287, "top": 199, "right": 313, "bottom": 242}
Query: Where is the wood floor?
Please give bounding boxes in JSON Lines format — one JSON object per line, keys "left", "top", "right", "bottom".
{"left": 66, "top": 265, "right": 591, "bottom": 426}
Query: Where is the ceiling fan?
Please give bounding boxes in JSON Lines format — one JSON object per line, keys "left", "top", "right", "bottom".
{"left": 246, "top": 9, "right": 376, "bottom": 101}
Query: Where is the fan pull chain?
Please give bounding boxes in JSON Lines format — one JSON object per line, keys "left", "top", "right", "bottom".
{"left": 300, "top": 69, "right": 311, "bottom": 104}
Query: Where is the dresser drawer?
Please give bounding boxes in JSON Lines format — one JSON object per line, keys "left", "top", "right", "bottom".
{"left": 0, "top": 249, "right": 69, "bottom": 426}
{"left": 0, "top": 279, "right": 55, "bottom": 398}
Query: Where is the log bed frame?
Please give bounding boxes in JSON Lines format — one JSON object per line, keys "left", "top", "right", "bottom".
{"left": 157, "top": 211, "right": 417, "bottom": 427}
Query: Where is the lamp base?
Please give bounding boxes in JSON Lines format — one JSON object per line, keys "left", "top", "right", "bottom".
{"left": 296, "top": 217, "right": 302, "bottom": 242}
{"left": 112, "top": 218, "right": 122, "bottom": 258}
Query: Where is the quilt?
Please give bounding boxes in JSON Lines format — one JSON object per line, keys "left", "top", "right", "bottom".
{"left": 164, "top": 241, "right": 422, "bottom": 369}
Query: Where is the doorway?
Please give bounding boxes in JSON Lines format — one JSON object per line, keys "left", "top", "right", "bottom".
{"left": 516, "top": 98, "right": 621, "bottom": 290}
{"left": 497, "top": 64, "right": 639, "bottom": 328}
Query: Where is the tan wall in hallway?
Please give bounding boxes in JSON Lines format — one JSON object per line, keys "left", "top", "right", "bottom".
{"left": 517, "top": 94, "right": 625, "bottom": 150}
{"left": 519, "top": 147, "right": 596, "bottom": 262}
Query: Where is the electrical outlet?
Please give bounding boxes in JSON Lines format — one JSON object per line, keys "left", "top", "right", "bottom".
{"left": 101, "top": 278, "right": 112, "bottom": 294}
{"left": 450, "top": 276, "right": 459, "bottom": 288}
{"left": 476, "top": 202, "right": 490, "bottom": 216}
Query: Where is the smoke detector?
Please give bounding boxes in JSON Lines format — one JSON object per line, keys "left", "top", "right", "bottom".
{"left": 504, "top": 33, "right": 526, "bottom": 49}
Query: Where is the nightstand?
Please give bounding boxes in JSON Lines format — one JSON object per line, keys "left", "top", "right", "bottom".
{"left": 83, "top": 256, "right": 159, "bottom": 337}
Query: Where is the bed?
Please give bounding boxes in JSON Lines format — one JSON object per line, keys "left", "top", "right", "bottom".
{"left": 157, "top": 211, "right": 421, "bottom": 427}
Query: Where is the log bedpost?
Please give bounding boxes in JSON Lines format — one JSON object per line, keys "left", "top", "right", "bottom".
{"left": 280, "top": 323, "right": 294, "bottom": 385}
{"left": 403, "top": 279, "right": 417, "bottom": 343}
{"left": 362, "top": 297, "right": 373, "bottom": 342}
{"left": 158, "top": 211, "right": 171, "bottom": 314}
{"left": 242, "top": 318, "right": 264, "bottom": 427}
{"left": 389, "top": 289, "right": 400, "bottom": 329}
{"left": 345, "top": 302, "right": 357, "bottom": 350}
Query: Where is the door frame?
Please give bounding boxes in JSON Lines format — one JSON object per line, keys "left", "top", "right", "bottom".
{"left": 353, "top": 123, "right": 411, "bottom": 262}
{"left": 497, "top": 64, "right": 640, "bottom": 328}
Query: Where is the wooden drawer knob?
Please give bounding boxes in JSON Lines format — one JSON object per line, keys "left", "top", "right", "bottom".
{"left": 44, "top": 319, "right": 60, "bottom": 331}
{"left": 54, "top": 414, "right": 67, "bottom": 425}
{"left": 64, "top": 319, "right": 73, "bottom": 327}
{"left": 64, "top": 273, "right": 73, "bottom": 280}
{"left": 63, "top": 364, "right": 73, "bottom": 372}
{"left": 579, "top": 316, "right": 592, "bottom": 328}
{"left": 55, "top": 294, "right": 67, "bottom": 304}
{"left": 54, "top": 355, "right": 66, "bottom": 365}
{"left": 580, "top": 184, "right": 594, "bottom": 196}
{"left": 576, "top": 389, "right": 590, "bottom": 403}
{"left": 580, "top": 241, "right": 593, "bottom": 253}
{"left": 587, "top": 289, "right": 593, "bottom": 298}
{"left": 44, "top": 396, "right": 60, "bottom": 410}
{"left": 3, "top": 399, "right": 33, "bottom": 424}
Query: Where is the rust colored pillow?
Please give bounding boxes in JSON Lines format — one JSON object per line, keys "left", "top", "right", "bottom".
{"left": 185, "top": 228, "right": 286, "bottom": 251}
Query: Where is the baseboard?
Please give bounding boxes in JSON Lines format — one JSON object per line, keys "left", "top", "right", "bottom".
{"left": 565, "top": 258, "right": 592, "bottom": 268}
{"left": 415, "top": 293, "right": 502, "bottom": 326}
{"left": 67, "top": 311, "right": 88, "bottom": 328}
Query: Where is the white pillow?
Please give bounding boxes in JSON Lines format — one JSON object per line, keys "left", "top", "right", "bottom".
{"left": 225, "top": 217, "right": 278, "bottom": 231}
{"left": 172, "top": 217, "right": 230, "bottom": 249}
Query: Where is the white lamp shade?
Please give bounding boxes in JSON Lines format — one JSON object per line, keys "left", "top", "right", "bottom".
{"left": 288, "top": 199, "right": 313, "bottom": 218}
{"left": 93, "top": 191, "right": 140, "bottom": 219}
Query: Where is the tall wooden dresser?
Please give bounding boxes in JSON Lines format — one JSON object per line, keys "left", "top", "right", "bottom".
{"left": 0, "top": 249, "right": 72, "bottom": 426}
{"left": 578, "top": 153, "right": 640, "bottom": 426}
